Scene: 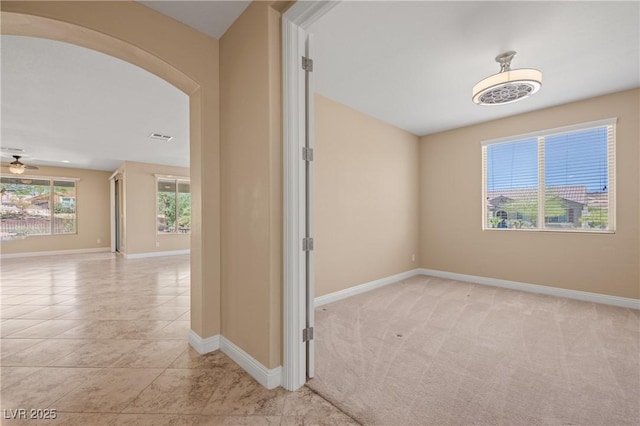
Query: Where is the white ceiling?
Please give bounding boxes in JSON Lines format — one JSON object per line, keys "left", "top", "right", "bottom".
{"left": 309, "top": 1, "right": 640, "bottom": 136}
{"left": 1, "top": 35, "right": 189, "bottom": 171}
{"left": 1, "top": 1, "right": 249, "bottom": 173}
{"left": 2, "top": 1, "right": 638, "bottom": 173}
{"left": 138, "top": 1, "right": 251, "bottom": 40}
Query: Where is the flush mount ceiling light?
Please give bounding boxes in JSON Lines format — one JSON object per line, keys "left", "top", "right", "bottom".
{"left": 472, "top": 51, "right": 542, "bottom": 106}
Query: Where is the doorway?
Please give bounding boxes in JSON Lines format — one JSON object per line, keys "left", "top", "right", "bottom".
{"left": 110, "top": 172, "right": 124, "bottom": 253}
{"left": 115, "top": 176, "right": 122, "bottom": 252}
{"left": 1, "top": 2, "right": 219, "bottom": 346}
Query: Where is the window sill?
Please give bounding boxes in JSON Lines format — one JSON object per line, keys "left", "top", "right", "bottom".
{"left": 483, "top": 227, "right": 615, "bottom": 234}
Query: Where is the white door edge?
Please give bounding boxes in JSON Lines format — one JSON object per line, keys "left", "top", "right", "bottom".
{"left": 282, "top": 0, "right": 341, "bottom": 392}
{"left": 305, "top": 32, "right": 316, "bottom": 380}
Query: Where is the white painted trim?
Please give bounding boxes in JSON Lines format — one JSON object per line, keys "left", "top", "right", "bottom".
{"left": 314, "top": 269, "right": 423, "bottom": 307}
{"left": 109, "top": 177, "right": 116, "bottom": 253}
{"left": 282, "top": 15, "right": 306, "bottom": 393}
{"left": 109, "top": 168, "right": 125, "bottom": 253}
{"left": 282, "top": 0, "right": 341, "bottom": 392}
{"left": 124, "top": 249, "right": 190, "bottom": 259}
{"left": 305, "top": 33, "right": 316, "bottom": 380}
{"left": 480, "top": 117, "right": 618, "bottom": 146}
{"left": 0, "top": 247, "right": 110, "bottom": 259}
{"left": 311, "top": 268, "right": 639, "bottom": 311}
{"left": 154, "top": 174, "right": 190, "bottom": 181}
{"left": 419, "top": 268, "right": 640, "bottom": 310}
{"left": 187, "top": 332, "right": 282, "bottom": 390}
{"left": 220, "top": 336, "right": 282, "bottom": 390}
{"left": 284, "top": 0, "right": 340, "bottom": 28}
{"left": 0, "top": 174, "right": 80, "bottom": 181}
{"left": 188, "top": 330, "right": 220, "bottom": 354}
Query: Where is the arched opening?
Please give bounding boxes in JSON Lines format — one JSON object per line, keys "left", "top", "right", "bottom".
{"left": 1, "top": 2, "right": 220, "bottom": 343}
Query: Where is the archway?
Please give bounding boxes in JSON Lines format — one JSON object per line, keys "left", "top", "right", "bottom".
{"left": 1, "top": 1, "right": 221, "bottom": 345}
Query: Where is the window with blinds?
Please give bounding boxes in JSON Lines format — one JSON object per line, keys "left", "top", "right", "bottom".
{"left": 482, "top": 118, "right": 615, "bottom": 232}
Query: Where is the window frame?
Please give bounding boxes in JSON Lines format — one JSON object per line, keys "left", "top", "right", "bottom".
{"left": 155, "top": 175, "right": 191, "bottom": 235}
{"left": 481, "top": 118, "right": 616, "bottom": 234}
{"left": 0, "top": 175, "right": 78, "bottom": 237}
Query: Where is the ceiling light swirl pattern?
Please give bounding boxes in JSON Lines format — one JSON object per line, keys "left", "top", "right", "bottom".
{"left": 473, "top": 51, "right": 542, "bottom": 106}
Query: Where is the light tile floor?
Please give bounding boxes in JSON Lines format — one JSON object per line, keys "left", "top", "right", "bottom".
{"left": 0, "top": 253, "right": 358, "bottom": 425}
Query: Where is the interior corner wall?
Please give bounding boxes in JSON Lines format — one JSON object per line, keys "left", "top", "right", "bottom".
{"left": 419, "top": 88, "right": 640, "bottom": 299}
{"left": 314, "top": 94, "right": 420, "bottom": 297}
{"left": 220, "top": 1, "right": 284, "bottom": 370}
{"left": 120, "top": 161, "right": 190, "bottom": 256}
{"left": 0, "top": 165, "right": 111, "bottom": 255}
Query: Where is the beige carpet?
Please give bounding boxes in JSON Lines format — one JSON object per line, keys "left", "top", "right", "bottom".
{"left": 307, "top": 275, "right": 640, "bottom": 425}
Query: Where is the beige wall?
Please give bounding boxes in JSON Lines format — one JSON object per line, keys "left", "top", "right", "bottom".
{"left": 120, "top": 161, "right": 190, "bottom": 255}
{"left": 420, "top": 89, "right": 640, "bottom": 299}
{"left": 0, "top": 166, "right": 111, "bottom": 255}
{"left": 220, "top": 1, "right": 286, "bottom": 369}
{"left": 1, "top": 1, "right": 221, "bottom": 339}
{"left": 314, "top": 95, "right": 420, "bottom": 296}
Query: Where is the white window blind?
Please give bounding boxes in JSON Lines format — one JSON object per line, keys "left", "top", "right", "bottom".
{"left": 482, "top": 118, "right": 616, "bottom": 232}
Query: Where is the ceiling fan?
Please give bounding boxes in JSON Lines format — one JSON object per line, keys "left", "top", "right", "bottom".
{"left": 2, "top": 155, "right": 39, "bottom": 175}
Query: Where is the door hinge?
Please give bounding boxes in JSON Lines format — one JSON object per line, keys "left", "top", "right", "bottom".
{"left": 302, "top": 327, "right": 314, "bottom": 342}
{"left": 302, "top": 147, "right": 314, "bottom": 161}
{"left": 302, "top": 237, "right": 314, "bottom": 251}
{"left": 302, "top": 56, "right": 314, "bottom": 72}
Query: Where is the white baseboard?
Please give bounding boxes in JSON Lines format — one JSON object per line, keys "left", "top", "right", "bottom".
{"left": 0, "top": 247, "right": 110, "bottom": 259}
{"left": 124, "top": 249, "right": 190, "bottom": 259}
{"left": 419, "top": 268, "right": 640, "bottom": 310}
{"left": 220, "top": 336, "right": 282, "bottom": 390}
{"left": 187, "top": 331, "right": 282, "bottom": 390}
{"left": 314, "top": 268, "right": 422, "bottom": 307}
{"left": 312, "top": 267, "right": 639, "bottom": 310}
{"left": 188, "top": 330, "right": 220, "bottom": 354}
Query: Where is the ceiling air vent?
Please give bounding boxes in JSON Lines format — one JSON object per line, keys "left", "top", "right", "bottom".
{"left": 149, "top": 133, "right": 174, "bottom": 142}
{"left": 1, "top": 147, "right": 25, "bottom": 153}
